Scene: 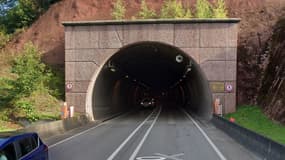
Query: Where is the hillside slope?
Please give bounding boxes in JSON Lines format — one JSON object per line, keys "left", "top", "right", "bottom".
{"left": 258, "top": 18, "right": 285, "bottom": 123}
{"left": 3, "top": 0, "right": 285, "bottom": 122}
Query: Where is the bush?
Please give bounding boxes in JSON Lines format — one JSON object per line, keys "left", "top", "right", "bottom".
{"left": 10, "top": 43, "right": 51, "bottom": 98}
{"left": 0, "top": 30, "right": 10, "bottom": 49}
{"left": 196, "top": 0, "right": 213, "bottom": 18}
{"left": 14, "top": 99, "right": 39, "bottom": 122}
{"left": 0, "top": 0, "right": 59, "bottom": 34}
{"left": 111, "top": 0, "right": 126, "bottom": 20}
{"left": 138, "top": 0, "right": 157, "bottom": 19}
{"left": 160, "top": 0, "right": 192, "bottom": 19}
{"left": 213, "top": 0, "right": 227, "bottom": 18}
{"left": 0, "top": 42, "right": 63, "bottom": 122}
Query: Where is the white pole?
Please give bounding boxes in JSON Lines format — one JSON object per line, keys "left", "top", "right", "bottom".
{"left": 69, "top": 106, "right": 74, "bottom": 118}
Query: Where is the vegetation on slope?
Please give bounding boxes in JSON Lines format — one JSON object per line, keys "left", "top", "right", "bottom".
{"left": 258, "top": 17, "right": 285, "bottom": 124}
{"left": 112, "top": 0, "right": 228, "bottom": 19}
{"left": 0, "top": 0, "right": 64, "bottom": 131}
{"left": 226, "top": 106, "right": 285, "bottom": 144}
{"left": 0, "top": 43, "right": 64, "bottom": 130}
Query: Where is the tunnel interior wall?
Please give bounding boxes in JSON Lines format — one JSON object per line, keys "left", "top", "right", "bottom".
{"left": 92, "top": 42, "right": 213, "bottom": 119}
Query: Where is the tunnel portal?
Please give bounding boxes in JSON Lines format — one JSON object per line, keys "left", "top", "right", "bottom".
{"left": 63, "top": 19, "right": 239, "bottom": 120}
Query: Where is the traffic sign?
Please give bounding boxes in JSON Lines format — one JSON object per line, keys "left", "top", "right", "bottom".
{"left": 66, "top": 82, "right": 73, "bottom": 91}
{"left": 225, "top": 84, "right": 233, "bottom": 92}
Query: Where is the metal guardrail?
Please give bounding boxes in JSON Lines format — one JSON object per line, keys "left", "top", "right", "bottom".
{"left": 212, "top": 115, "right": 285, "bottom": 160}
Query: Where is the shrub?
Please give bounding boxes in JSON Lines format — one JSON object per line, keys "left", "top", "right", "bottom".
{"left": 213, "top": 0, "right": 228, "bottom": 18}
{"left": 14, "top": 99, "right": 39, "bottom": 122}
{"left": 0, "top": 42, "right": 63, "bottom": 122}
{"left": 0, "top": 29, "right": 10, "bottom": 49}
{"left": 111, "top": 0, "right": 126, "bottom": 20}
{"left": 160, "top": 0, "right": 192, "bottom": 18}
{"left": 196, "top": 0, "right": 213, "bottom": 18}
{"left": 138, "top": 0, "right": 157, "bottom": 19}
{"left": 10, "top": 43, "right": 51, "bottom": 98}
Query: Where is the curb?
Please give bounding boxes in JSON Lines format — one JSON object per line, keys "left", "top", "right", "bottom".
{"left": 212, "top": 115, "right": 285, "bottom": 160}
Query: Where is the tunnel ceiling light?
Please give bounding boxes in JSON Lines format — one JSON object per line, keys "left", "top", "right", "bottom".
{"left": 107, "top": 60, "right": 117, "bottom": 72}
{"left": 125, "top": 75, "right": 129, "bottom": 78}
{"left": 176, "top": 55, "right": 184, "bottom": 63}
{"left": 110, "top": 67, "right": 116, "bottom": 72}
{"left": 186, "top": 67, "right": 191, "bottom": 72}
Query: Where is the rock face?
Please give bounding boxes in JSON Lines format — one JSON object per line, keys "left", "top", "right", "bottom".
{"left": 258, "top": 18, "right": 285, "bottom": 123}
{"left": 4, "top": 0, "right": 285, "bottom": 122}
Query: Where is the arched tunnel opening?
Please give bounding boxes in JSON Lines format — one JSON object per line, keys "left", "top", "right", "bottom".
{"left": 92, "top": 42, "right": 212, "bottom": 120}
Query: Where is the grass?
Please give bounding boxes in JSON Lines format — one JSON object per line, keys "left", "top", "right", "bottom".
{"left": 225, "top": 105, "right": 285, "bottom": 144}
{"left": 0, "top": 120, "right": 20, "bottom": 132}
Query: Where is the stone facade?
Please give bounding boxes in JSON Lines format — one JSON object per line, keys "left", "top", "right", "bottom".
{"left": 63, "top": 19, "right": 239, "bottom": 117}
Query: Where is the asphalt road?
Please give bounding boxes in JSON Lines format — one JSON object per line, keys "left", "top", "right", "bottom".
{"left": 48, "top": 106, "right": 261, "bottom": 160}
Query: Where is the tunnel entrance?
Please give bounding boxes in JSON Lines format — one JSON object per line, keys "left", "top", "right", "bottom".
{"left": 92, "top": 42, "right": 212, "bottom": 120}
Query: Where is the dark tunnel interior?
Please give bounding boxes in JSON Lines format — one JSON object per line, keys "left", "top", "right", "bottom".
{"left": 92, "top": 42, "right": 212, "bottom": 120}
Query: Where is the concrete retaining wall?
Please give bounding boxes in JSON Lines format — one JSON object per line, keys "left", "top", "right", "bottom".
{"left": 212, "top": 115, "right": 285, "bottom": 160}
{"left": 20, "top": 115, "right": 90, "bottom": 139}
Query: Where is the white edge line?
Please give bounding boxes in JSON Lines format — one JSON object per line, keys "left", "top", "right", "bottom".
{"left": 49, "top": 122, "right": 105, "bottom": 149}
{"left": 107, "top": 108, "right": 157, "bottom": 160}
{"left": 129, "top": 106, "right": 162, "bottom": 160}
{"left": 49, "top": 111, "right": 131, "bottom": 149}
{"left": 181, "top": 108, "right": 227, "bottom": 160}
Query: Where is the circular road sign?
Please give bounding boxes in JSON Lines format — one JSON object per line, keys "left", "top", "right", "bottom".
{"left": 225, "top": 84, "right": 233, "bottom": 92}
{"left": 66, "top": 82, "right": 73, "bottom": 90}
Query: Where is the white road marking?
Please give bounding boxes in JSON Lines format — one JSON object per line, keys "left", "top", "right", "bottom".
{"left": 49, "top": 122, "right": 105, "bottom": 149}
{"left": 155, "top": 153, "right": 184, "bottom": 160}
{"left": 180, "top": 108, "right": 227, "bottom": 160}
{"left": 107, "top": 108, "right": 158, "bottom": 160}
{"left": 129, "top": 106, "right": 162, "bottom": 160}
{"left": 49, "top": 111, "right": 133, "bottom": 149}
{"left": 136, "top": 156, "right": 166, "bottom": 160}
{"left": 135, "top": 153, "right": 184, "bottom": 160}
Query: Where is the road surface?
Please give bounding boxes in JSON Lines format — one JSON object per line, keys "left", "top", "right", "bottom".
{"left": 48, "top": 106, "right": 261, "bottom": 160}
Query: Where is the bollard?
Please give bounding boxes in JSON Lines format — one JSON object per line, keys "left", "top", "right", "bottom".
{"left": 61, "top": 102, "right": 68, "bottom": 119}
{"left": 69, "top": 106, "right": 74, "bottom": 118}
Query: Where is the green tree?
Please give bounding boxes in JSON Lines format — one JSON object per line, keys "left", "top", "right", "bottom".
{"left": 138, "top": 0, "right": 156, "bottom": 19}
{"left": 160, "top": 0, "right": 192, "bottom": 18}
{"left": 111, "top": 0, "right": 126, "bottom": 20}
{"left": 213, "top": 0, "right": 227, "bottom": 18}
{"left": 2, "top": 0, "right": 39, "bottom": 33}
{"left": 0, "top": 0, "right": 59, "bottom": 34}
{"left": 196, "top": 0, "right": 213, "bottom": 18}
{"left": 10, "top": 43, "right": 51, "bottom": 97}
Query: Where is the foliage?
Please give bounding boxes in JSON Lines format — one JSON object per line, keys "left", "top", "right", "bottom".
{"left": 111, "top": 0, "right": 126, "bottom": 20}
{"left": 0, "top": 0, "right": 60, "bottom": 34}
{"left": 226, "top": 105, "right": 285, "bottom": 144}
{"left": 0, "top": 43, "right": 63, "bottom": 122}
{"left": 160, "top": 0, "right": 192, "bottom": 18}
{"left": 213, "top": 0, "right": 227, "bottom": 18}
{"left": 0, "top": 0, "right": 38, "bottom": 33}
{"left": 0, "top": 29, "right": 10, "bottom": 49}
{"left": 10, "top": 43, "right": 51, "bottom": 98}
{"left": 48, "top": 67, "right": 65, "bottom": 100}
{"left": 196, "top": 0, "right": 213, "bottom": 18}
{"left": 14, "top": 99, "right": 39, "bottom": 121}
{"left": 138, "top": 0, "right": 156, "bottom": 19}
